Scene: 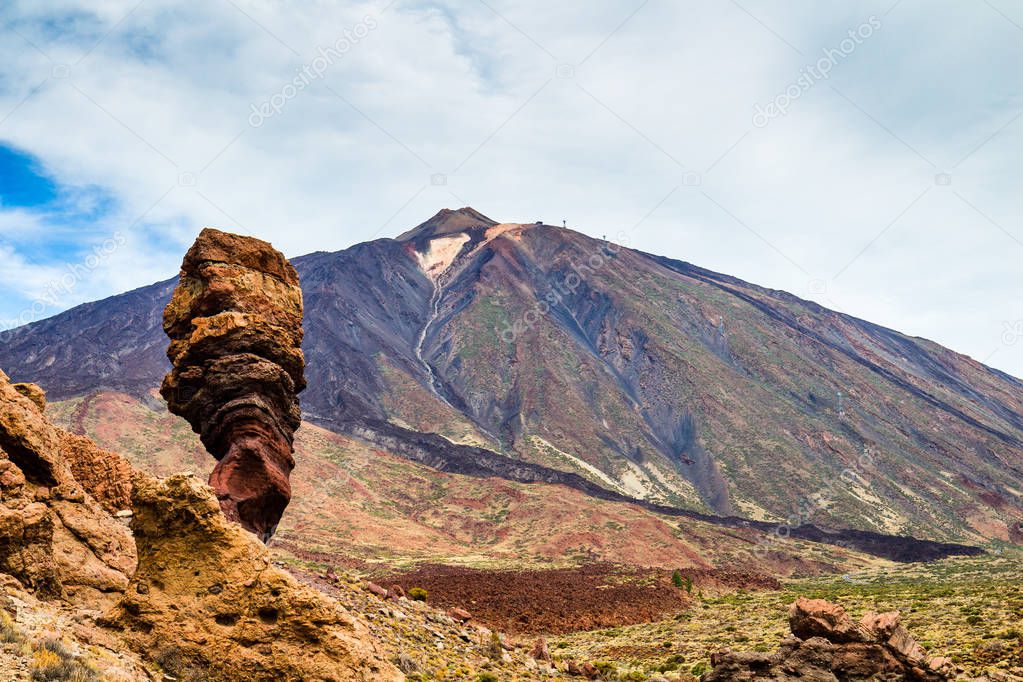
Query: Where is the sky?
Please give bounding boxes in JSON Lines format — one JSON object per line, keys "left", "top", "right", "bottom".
{"left": 0, "top": 0, "right": 1021, "bottom": 377}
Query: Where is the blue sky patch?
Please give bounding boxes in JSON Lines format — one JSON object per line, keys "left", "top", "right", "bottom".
{"left": 0, "top": 144, "right": 58, "bottom": 208}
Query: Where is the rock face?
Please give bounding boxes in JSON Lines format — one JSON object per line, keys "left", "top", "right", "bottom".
{"left": 160, "top": 228, "right": 306, "bottom": 541}
{"left": 0, "top": 369, "right": 135, "bottom": 603}
{"left": 103, "top": 474, "right": 401, "bottom": 682}
{"left": 12, "top": 383, "right": 45, "bottom": 411}
{"left": 704, "top": 597, "right": 955, "bottom": 680}
{"left": 58, "top": 431, "right": 133, "bottom": 515}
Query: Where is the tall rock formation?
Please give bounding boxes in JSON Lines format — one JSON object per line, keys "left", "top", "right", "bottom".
{"left": 160, "top": 229, "right": 306, "bottom": 541}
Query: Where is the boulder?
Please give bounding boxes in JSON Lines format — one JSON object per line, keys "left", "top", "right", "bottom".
{"left": 448, "top": 607, "right": 472, "bottom": 623}
{"left": 531, "top": 636, "right": 552, "bottom": 663}
{"left": 102, "top": 473, "right": 401, "bottom": 682}
{"left": 789, "top": 597, "right": 870, "bottom": 643}
{"left": 365, "top": 582, "right": 389, "bottom": 599}
{"left": 703, "top": 597, "right": 954, "bottom": 681}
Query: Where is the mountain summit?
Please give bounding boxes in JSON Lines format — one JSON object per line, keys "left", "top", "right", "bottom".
{"left": 2, "top": 210, "right": 1022, "bottom": 545}
{"left": 395, "top": 206, "right": 498, "bottom": 242}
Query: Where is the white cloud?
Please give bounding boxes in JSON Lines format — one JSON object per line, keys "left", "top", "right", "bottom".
{"left": 0, "top": 0, "right": 1020, "bottom": 376}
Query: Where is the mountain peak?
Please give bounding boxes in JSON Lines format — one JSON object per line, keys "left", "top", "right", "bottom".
{"left": 395, "top": 207, "right": 498, "bottom": 242}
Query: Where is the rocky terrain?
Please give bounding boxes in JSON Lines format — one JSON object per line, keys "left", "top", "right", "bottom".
{"left": 555, "top": 555, "right": 1023, "bottom": 680}
{"left": 103, "top": 473, "right": 400, "bottom": 681}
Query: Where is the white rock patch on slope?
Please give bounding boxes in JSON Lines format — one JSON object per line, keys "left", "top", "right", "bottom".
{"left": 414, "top": 233, "right": 471, "bottom": 280}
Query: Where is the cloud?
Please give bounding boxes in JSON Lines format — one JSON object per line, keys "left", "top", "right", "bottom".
{"left": 0, "top": 0, "right": 1020, "bottom": 376}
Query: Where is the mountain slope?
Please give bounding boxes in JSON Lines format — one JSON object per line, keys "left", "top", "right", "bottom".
{"left": 46, "top": 389, "right": 879, "bottom": 571}
{"left": 2, "top": 208, "right": 1021, "bottom": 544}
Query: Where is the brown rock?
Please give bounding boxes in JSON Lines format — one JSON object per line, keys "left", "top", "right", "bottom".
{"left": 102, "top": 473, "right": 401, "bottom": 682}
{"left": 57, "top": 431, "right": 133, "bottom": 515}
{"left": 789, "top": 597, "right": 869, "bottom": 643}
{"left": 365, "top": 582, "right": 389, "bottom": 599}
{"left": 12, "top": 383, "right": 45, "bottom": 411}
{"left": 388, "top": 584, "right": 406, "bottom": 599}
{"left": 705, "top": 598, "right": 954, "bottom": 681}
{"left": 531, "top": 636, "right": 552, "bottom": 662}
{"left": 448, "top": 607, "right": 472, "bottom": 623}
{"left": 0, "top": 369, "right": 135, "bottom": 603}
{"left": 160, "top": 228, "right": 306, "bottom": 542}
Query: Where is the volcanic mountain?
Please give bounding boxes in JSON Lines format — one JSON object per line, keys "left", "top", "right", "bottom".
{"left": 2, "top": 208, "right": 1022, "bottom": 546}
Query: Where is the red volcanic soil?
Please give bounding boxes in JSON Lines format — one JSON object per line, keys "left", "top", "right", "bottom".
{"left": 379, "top": 563, "right": 780, "bottom": 635}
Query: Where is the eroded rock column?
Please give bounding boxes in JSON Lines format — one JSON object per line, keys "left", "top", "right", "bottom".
{"left": 160, "top": 228, "right": 305, "bottom": 542}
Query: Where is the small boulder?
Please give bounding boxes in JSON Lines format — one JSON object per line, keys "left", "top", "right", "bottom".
{"left": 448, "top": 607, "right": 472, "bottom": 623}
{"left": 789, "top": 597, "right": 869, "bottom": 643}
{"left": 531, "top": 637, "right": 552, "bottom": 663}
{"left": 364, "top": 582, "right": 388, "bottom": 599}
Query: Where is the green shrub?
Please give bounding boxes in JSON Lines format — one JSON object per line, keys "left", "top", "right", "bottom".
{"left": 657, "top": 654, "right": 685, "bottom": 672}
{"left": 477, "top": 673, "right": 499, "bottom": 682}
{"left": 487, "top": 631, "right": 504, "bottom": 660}
{"left": 671, "top": 570, "right": 684, "bottom": 588}
{"left": 408, "top": 587, "right": 428, "bottom": 602}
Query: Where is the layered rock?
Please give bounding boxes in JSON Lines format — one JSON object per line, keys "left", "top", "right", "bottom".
{"left": 0, "top": 370, "right": 135, "bottom": 603}
{"left": 160, "top": 228, "right": 305, "bottom": 541}
{"left": 102, "top": 474, "right": 401, "bottom": 682}
{"left": 704, "top": 597, "right": 955, "bottom": 680}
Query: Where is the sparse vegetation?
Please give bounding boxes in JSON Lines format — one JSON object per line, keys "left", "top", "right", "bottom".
{"left": 29, "top": 639, "right": 97, "bottom": 682}
{"left": 487, "top": 631, "right": 504, "bottom": 661}
{"left": 408, "top": 587, "right": 428, "bottom": 602}
{"left": 154, "top": 646, "right": 210, "bottom": 682}
{"left": 554, "top": 554, "right": 1023, "bottom": 679}
{"left": 0, "top": 610, "right": 21, "bottom": 644}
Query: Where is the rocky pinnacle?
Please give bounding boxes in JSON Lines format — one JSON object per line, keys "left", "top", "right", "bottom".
{"left": 160, "top": 228, "right": 306, "bottom": 542}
